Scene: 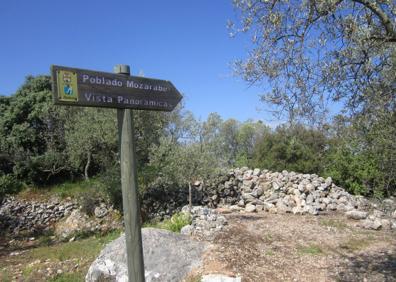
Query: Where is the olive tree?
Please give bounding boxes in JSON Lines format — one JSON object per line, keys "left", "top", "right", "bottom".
{"left": 230, "top": 0, "right": 396, "bottom": 122}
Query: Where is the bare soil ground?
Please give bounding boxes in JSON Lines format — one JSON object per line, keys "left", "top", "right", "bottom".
{"left": 1, "top": 212, "right": 395, "bottom": 282}
{"left": 199, "top": 211, "right": 396, "bottom": 282}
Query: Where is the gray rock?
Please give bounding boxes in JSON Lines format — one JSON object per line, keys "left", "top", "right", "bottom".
{"left": 360, "top": 219, "right": 382, "bottom": 230}
{"left": 94, "top": 206, "right": 108, "bottom": 219}
{"left": 345, "top": 210, "right": 368, "bottom": 220}
{"left": 86, "top": 228, "right": 208, "bottom": 282}
{"left": 180, "top": 225, "right": 194, "bottom": 236}
{"left": 380, "top": 219, "right": 391, "bottom": 230}
{"left": 245, "top": 203, "right": 256, "bottom": 213}
{"left": 253, "top": 168, "right": 261, "bottom": 176}
{"left": 255, "top": 187, "right": 264, "bottom": 197}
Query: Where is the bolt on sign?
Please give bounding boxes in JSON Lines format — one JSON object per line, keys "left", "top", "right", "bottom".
{"left": 51, "top": 65, "right": 182, "bottom": 111}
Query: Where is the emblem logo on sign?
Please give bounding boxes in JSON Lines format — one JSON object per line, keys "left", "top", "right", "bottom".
{"left": 57, "top": 70, "right": 78, "bottom": 102}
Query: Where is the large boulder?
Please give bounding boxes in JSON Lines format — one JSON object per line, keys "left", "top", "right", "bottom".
{"left": 86, "top": 228, "right": 208, "bottom": 282}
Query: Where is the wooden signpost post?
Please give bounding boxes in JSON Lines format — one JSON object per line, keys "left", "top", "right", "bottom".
{"left": 51, "top": 64, "right": 182, "bottom": 282}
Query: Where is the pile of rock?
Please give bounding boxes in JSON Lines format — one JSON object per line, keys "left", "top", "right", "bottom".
{"left": 223, "top": 168, "right": 365, "bottom": 215}
{"left": 201, "top": 168, "right": 395, "bottom": 230}
{"left": 0, "top": 197, "right": 78, "bottom": 235}
{"left": 180, "top": 205, "right": 227, "bottom": 240}
{"left": 136, "top": 167, "right": 396, "bottom": 231}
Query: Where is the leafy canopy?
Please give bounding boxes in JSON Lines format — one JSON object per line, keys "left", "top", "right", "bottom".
{"left": 230, "top": 0, "right": 396, "bottom": 122}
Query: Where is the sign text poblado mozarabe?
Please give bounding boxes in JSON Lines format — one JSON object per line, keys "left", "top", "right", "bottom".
{"left": 51, "top": 65, "right": 182, "bottom": 111}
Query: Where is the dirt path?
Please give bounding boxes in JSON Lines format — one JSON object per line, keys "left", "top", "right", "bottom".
{"left": 200, "top": 212, "right": 396, "bottom": 282}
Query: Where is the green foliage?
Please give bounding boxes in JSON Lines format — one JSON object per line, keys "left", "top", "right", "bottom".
{"left": 2, "top": 74, "right": 394, "bottom": 203}
{"left": 0, "top": 76, "right": 71, "bottom": 185}
{"left": 64, "top": 107, "right": 118, "bottom": 180}
{"left": 150, "top": 212, "right": 192, "bottom": 233}
{"left": 253, "top": 124, "right": 327, "bottom": 174}
{"left": 324, "top": 147, "right": 380, "bottom": 196}
{"left": 99, "top": 165, "right": 122, "bottom": 211}
{"left": 0, "top": 174, "right": 22, "bottom": 202}
{"left": 143, "top": 212, "right": 192, "bottom": 233}
{"left": 231, "top": 0, "right": 395, "bottom": 123}
{"left": 161, "top": 212, "right": 192, "bottom": 233}
{"left": 324, "top": 110, "right": 396, "bottom": 197}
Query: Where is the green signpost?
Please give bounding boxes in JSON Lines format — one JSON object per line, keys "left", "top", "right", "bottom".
{"left": 51, "top": 64, "right": 182, "bottom": 282}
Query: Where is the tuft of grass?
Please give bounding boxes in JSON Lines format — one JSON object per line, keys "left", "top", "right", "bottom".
{"left": 265, "top": 250, "right": 274, "bottom": 256}
{"left": 339, "top": 238, "right": 372, "bottom": 251}
{"left": 48, "top": 272, "right": 84, "bottom": 282}
{"left": 0, "top": 269, "right": 11, "bottom": 282}
{"left": 22, "top": 266, "right": 34, "bottom": 279}
{"left": 161, "top": 212, "right": 192, "bottom": 233}
{"left": 264, "top": 234, "right": 274, "bottom": 242}
{"left": 297, "top": 244, "right": 323, "bottom": 255}
{"left": 143, "top": 212, "right": 192, "bottom": 233}
{"left": 319, "top": 218, "right": 349, "bottom": 230}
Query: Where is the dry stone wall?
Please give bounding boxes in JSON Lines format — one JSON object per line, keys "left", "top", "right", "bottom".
{"left": 0, "top": 197, "right": 78, "bottom": 236}
{"left": 2, "top": 167, "right": 396, "bottom": 236}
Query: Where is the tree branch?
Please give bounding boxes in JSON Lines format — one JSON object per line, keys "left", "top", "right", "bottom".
{"left": 353, "top": 0, "right": 396, "bottom": 40}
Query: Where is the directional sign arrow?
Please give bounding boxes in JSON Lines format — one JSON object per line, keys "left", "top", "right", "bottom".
{"left": 51, "top": 65, "right": 182, "bottom": 111}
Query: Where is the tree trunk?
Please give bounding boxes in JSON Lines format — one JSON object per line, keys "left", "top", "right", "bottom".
{"left": 84, "top": 151, "right": 91, "bottom": 180}
{"left": 188, "top": 182, "right": 192, "bottom": 209}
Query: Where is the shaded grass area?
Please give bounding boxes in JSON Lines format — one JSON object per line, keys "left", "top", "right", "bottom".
{"left": 48, "top": 272, "right": 86, "bottom": 282}
{"left": 339, "top": 237, "right": 375, "bottom": 252}
{"left": 17, "top": 178, "right": 103, "bottom": 201}
{"left": 333, "top": 250, "right": 396, "bottom": 281}
{"left": 28, "top": 230, "right": 119, "bottom": 262}
{"left": 0, "top": 230, "right": 121, "bottom": 282}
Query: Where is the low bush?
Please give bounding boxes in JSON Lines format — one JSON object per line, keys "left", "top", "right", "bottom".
{"left": 0, "top": 174, "right": 22, "bottom": 203}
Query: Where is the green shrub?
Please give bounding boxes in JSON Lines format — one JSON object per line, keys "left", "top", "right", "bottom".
{"left": 99, "top": 166, "right": 122, "bottom": 211}
{"left": 324, "top": 147, "right": 382, "bottom": 196}
{"left": 161, "top": 212, "right": 192, "bottom": 233}
{"left": 253, "top": 124, "right": 327, "bottom": 174}
{"left": 0, "top": 174, "right": 22, "bottom": 202}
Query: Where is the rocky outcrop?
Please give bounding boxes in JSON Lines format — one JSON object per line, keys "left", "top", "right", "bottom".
{"left": 86, "top": 228, "right": 208, "bottom": 282}
{"left": 55, "top": 208, "right": 122, "bottom": 240}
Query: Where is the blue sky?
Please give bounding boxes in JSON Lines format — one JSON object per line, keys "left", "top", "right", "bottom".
{"left": 0, "top": 1, "right": 281, "bottom": 124}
